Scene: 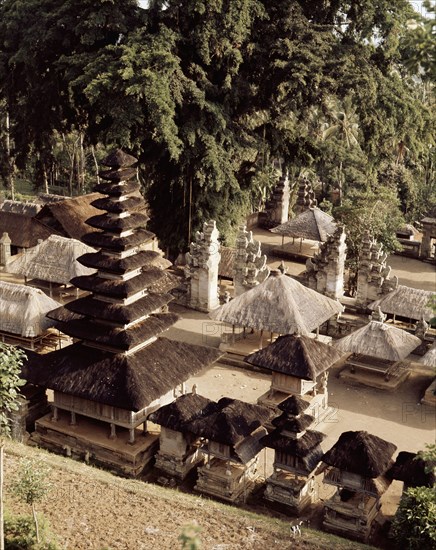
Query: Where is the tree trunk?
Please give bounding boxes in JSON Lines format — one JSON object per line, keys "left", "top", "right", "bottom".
{"left": 0, "top": 441, "right": 4, "bottom": 550}
{"left": 32, "top": 502, "right": 39, "bottom": 544}
{"left": 90, "top": 145, "right": 100, "bottom": 186}
{"left": 5, "top": 112, "right": 15, "bottom": 201}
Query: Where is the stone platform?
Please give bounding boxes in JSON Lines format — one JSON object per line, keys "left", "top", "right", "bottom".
{"left": 32, "top": 411, "right": 159, "bottom": 477}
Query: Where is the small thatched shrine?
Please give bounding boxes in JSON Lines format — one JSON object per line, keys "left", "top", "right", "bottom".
{"left": 369, "top": 285, "right": 435, "bottom": 323}
{"left": 261, "top": 395, "right": 326, "bottom": 513}
{"left": 321, "top": 430, "right": 397, "bottom": 542}
{"left": 246, "top": 334, "right": 347, "bottom": 417}
{"left": 386, "top": 451, "right": 435, "bottom": 491}
{"left": 148, "top": 392, "right": 216, "bottom": 480}
{"left": 0, "top": 281, "right": 60, "bottom": 347}
{"left": 270, "top": 207, "right": 337, "bottom": 243}
{"left": 334, "top": 310, "right": 421, "bottom": 388}
{"left": 186, "top": 398, "right": 274, "bottom": 502}
{"left": 25, "top": 150, "right": 221, "bottom": 476}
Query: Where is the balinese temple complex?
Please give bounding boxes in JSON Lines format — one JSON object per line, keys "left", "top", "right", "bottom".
{"left": 261, "top": 394, "right": 326, "bottom": 513}
{"left": 25, "top": 150, "right": 221, "bottom": 476}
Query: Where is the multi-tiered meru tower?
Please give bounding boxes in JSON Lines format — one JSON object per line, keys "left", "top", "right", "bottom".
{"left": 29, "top": 149, "right": 221, "bottom": 476}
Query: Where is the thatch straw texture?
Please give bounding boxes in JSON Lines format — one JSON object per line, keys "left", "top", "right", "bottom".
{"left": 6, "top": 235, "right": 96, "bottom": 284}
{"left": 261, "top": 429, "right": 325, "bottom": 457}
{"left": 101, "top": 149, "right": 137, "bottom": 168}
{"left": 246, "top": 334, "right": 346, "bottom": 380}
{"left": 0, "top": 200, "right": 41, "bottom": 216}
{"left": 82, "top": 228, "right": 154, "bottom": 251}
{"left": 271, "top": 413, "right": 314, "bottom": 432}
{"left": 334, "top": 320, "right": 421, "bottom": 361}
{"left": 148, "top": 393, "right": 216, "bottom": 431}
{"left": 86, "top": 212, "right": 149, "bottom": 232}
{"left": 278, "top": 395, "right": 310, "bottom": 415}
{"left": 77, "top": 250, "right": 171, "bottom": 274}
{"left": 419, "top": 342, "right": 436, "bottom": 367}
{"left": 386, "top": 451, "right": 435, "bottom": 488}
{"left": 270, "top": 208, "right": 336, "bottom": 241}
{"left": 23, "top": 337, "right": 222, "bottom": 411}
{"left": 322, "top": 430, "right": 397, "bottom": 477}
{"left": 91, "top": 196, "right": 144, "bottom": 213}
{"left": 94, "top": 179, "right": 141, "bottom": 197}
{"left": 0, "top": 281, "right": 60, "bottom": 337}
{"left": 35, "top": 194, "right": 103, "bottom": 240}
{"left": 186, "top": 398, "right": 274, "bottom": 446}
{"left": 0, "top": 211, "right": 58, "bottom": 248}
{"left": 71, "top": 268, "right": 166, "bottom": 298}
{"left": 210, "top": 272, "right": 343, "bottom": 334}
{"left": 65, "top": 293, "right": 173, "bottom": 323}
{"left": 50, "top": 312, "right": 179, "bottom": 351}
{"left": 369, "top": 285, "right": 435, "bottom": 322}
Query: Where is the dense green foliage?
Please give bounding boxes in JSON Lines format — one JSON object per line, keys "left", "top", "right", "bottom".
{"left": 4, "top": 514, "right": 58, "bottom": 550}
{"left": 0, "top": 344, "right": 26, "bottom": 437}
{"left": 391, "top": 486, "right": 436, "bottom": 550}
{"left": 0, "top": 0, "right": 434, "bottom": 253}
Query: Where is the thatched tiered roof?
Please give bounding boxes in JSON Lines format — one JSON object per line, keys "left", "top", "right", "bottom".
{"left": 26, "top": 149, "right": 222, "bottom": 412}
{"left": 148, "top": 393, "right": 216, "bottom": 431}
{"left": 369, "top": 286, "right": 435, "bottom": 322}
{"left": 210, "top": 271, "right": 343, "bottom": 335}
{"left": 6, "top": 235, "right": 96, "bottom": 284}
{"left": 35, "top": 194, "right": 103, "bottom": 240}
{"left": 0, "top": 281, "right": 60, "bottom": 337}
{"left": 23, "top": 338, "right": 220, "bottom": 411}
{"left": 270, "top": 208, "right": 336, "bottom": 241}
{"left": 77, "top": 249, "right": 171, "bottom": 274}
{"left": 334, "top": 320, "right": 421, "bottom": 361}
{"left": 277, "top": 394, "right": 311, "bottom": 416}
{"left": 386, "top": 451, "right": 435, "bottom": 488}
{"left": 186, "top": 398, "right": 274, "bottom": 446}
{"left": 0, "top": 212, "right": 58, "bottom": 248}
{"left": 246, "top": 334, "right": 346, "bottom": 380}
{"left": 322, "top": 431, "right": 397, "bottom": 478}
{"left": 419, "top": 342, "right": 436, "bottom": 367}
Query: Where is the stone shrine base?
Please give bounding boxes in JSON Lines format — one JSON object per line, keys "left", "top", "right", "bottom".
{"left": 338, "top": 360, "right": 411, "bottom": 391}
{"left": 154, "top": 448, "right": 205, "bottom": 481}
{"left": 32, "top": 411, "right": 159, "bottom": 477}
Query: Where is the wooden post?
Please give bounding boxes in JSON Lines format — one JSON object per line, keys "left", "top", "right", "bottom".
{"left": 109, "top": 423, "right": 116, "bottom": 439}
{"left": 259, "top": 329, "right": 264, "bottom": 349}
{"left": 129, "top": 428, "right": 135, "bottom": 445}
{"left": 70, "top": 411, "right": 76, "bottom": 426}
{"left": 51, "top": 406, "right": 59, "bottom": 422}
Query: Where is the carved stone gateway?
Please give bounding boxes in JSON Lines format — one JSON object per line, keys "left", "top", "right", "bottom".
{"left": 185, "top": 220, "right": 221, "bottom": 312}
{"left": 233, "top": 225, "right": 270, "bottom": 296}
{"left": 355, "top": 231, "right": 398, "bottom": 309}
{"left": 305, "top": 225, "right": 347, "bottom": 299}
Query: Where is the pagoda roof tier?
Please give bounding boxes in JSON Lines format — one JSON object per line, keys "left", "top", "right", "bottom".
{"left": 271, "top": 412, "right": 314, "bottom": 432}
{"left": 23, "top": 338, "right": 222, "bottom": 411}
{"left": 97, "top": 167, "right": 138, "bottom": 184}
{"left": 82, "top": 228, "right": 154, "bottom": 251}
{"left": 94, "top": 179, "right": 140, "bottom": 196}
{"left": 65, "top": 293, "right": 173, "bottom": 324}
{"left": 278, "top": 395, "right": 311, "bottom": 416}
{"left": 71, "top": 268, "right": 167, "bottom": 299}
{"left": 91, "top": 196, "right": 144, "bottom": 213}
{"left": 86, "top": 212, "right": 149, "bottom": 232}
{"left": 48, "top": 308, "right": 179, "bottom": 351}
{"left": 262, "top": 429, "right": 325, "bottom": 457}
{"left": 77, "top": 250, "right": 171, "bottom": 275}
{"left": 101, "top": 149, "right": 137, "bottom": 168}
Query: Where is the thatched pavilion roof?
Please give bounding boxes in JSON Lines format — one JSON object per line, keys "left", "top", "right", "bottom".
{"left": 246, "top": 334, "right": 347, "bottom": 380}
{"left": 322, "top": 430, "right": 397, "bottom": 478}
{"left": 6, "top": 235, "right": 96, "bottom": 284}
{"left": 261, "top": 429, "right": 325, "bottom": 457}
{"left": 35, "top": 194, "right": 103, "bottom": 240}
{"left": 369, "top": 285, "right": 435, "bottom": 322}
{"left": 0, "top": 199, "right": 41, "bottom": 216}
{"left": 23, "top": 338, "right": 221, "bottom": 411}
{"left": 334, "top": 319, "right": 421, "bottom": 361}
{"left": 386, "top": 451, "right": 435, "bottom": 488}
{"left": 186, "top": 398, "right": 274, "bottom": 446}
{"left": 0, "top": 281, "right": 60, "bottom": 337}
{"left": 210, "top": 271, "right": 343, "bottom": 335}
{"left": 278, "top": 394, "right": 311, "bottom": 415}
{"left": 0, "top": 211, "right": 58, "bottom": 248}
{"left": 270, "top": 208, "right": 337, "bottom": 242}
{"left": 419, "top": 342, "right": 436, "bottom": 367}
{"left": 148, "top": 393, "right": 216, "bottom": 432}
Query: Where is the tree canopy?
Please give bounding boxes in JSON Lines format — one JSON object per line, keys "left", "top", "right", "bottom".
{"left": 0, "top": 0, "right": 434, "bottom": 254}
